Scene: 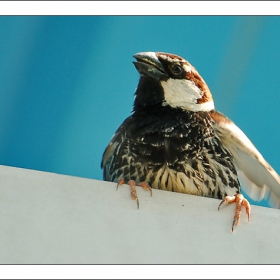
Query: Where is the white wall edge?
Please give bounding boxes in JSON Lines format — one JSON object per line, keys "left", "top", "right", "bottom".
{"left": 0, "top": 164, "right": 279, "bottom": 264}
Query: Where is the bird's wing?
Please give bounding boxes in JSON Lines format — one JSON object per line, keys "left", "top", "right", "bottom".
{"left": 211, "top": 110, "right": 280, "bottom": 208}
{"left": 101, "top": 116, "right": 132, "bottom": 182}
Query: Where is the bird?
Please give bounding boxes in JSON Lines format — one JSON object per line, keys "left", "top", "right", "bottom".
{"left": 101, "top": 51, "right": 280, "bottom": 231}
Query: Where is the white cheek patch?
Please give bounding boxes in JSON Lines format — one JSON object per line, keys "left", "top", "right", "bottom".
{"left": 161, "top": 78, "right": 214, "bottom": 112}
{"left": 162, "top": 78, "right": 202, "bottom": 103}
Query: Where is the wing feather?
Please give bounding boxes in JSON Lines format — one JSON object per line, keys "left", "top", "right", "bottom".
{"left": 101, "top": 117, "right": 130, "bottom": 180}
{"left": 211, "top": 110, "right": 280, "bottom": 208}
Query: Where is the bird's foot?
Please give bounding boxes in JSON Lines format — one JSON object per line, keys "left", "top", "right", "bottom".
{"left": 218, "top": 193, "right": 251, "bottom": 232}
{"left": 117, "top": 178, "right": 152, "bottom": 209}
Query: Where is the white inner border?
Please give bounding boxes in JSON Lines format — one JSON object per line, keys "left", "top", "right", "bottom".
{"left": 0, "top": 1, "right": 277, "bottom": 16}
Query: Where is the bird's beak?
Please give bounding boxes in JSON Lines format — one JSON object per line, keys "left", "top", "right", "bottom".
{"left": 133, "top": 52, "right": 168, "bottom": 80}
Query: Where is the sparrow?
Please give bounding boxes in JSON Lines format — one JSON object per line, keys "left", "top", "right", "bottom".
{"left": 101, "top": 51, "right": 280, "bottom": 231}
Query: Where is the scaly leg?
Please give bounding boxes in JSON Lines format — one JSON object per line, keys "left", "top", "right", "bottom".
{"left": 117, "top": 178, "right": 152, "bottom": 209}
{"left": 218, "top": 193, "right": 251, "bottom": 232}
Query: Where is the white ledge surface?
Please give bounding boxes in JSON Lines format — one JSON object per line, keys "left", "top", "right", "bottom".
{"left": 0, "top": 164, "right": 280, "bottom": 264}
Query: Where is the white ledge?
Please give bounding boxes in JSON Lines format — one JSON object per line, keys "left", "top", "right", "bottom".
{"left": 0, "top": 164, "right": 279, "bottom": 264}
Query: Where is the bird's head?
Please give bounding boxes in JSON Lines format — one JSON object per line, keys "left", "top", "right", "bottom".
{"left": 133, "top": 51, "right": 214, "bottom": 112}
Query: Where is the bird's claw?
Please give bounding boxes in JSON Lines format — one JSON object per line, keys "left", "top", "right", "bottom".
{"left": 117, "top": 178, "right": 152, "bottom": 209}
{"left": 218, "top": 194, "right": 251, "bottom": 232}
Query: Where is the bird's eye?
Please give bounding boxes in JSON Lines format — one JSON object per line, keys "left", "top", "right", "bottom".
{"left": 171, "top": 64, "right": 183, "bottom": 75}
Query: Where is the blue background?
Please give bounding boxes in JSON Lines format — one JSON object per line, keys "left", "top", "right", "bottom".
{"left": 0, "top": 16, "right": 279, "bottom": 207}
